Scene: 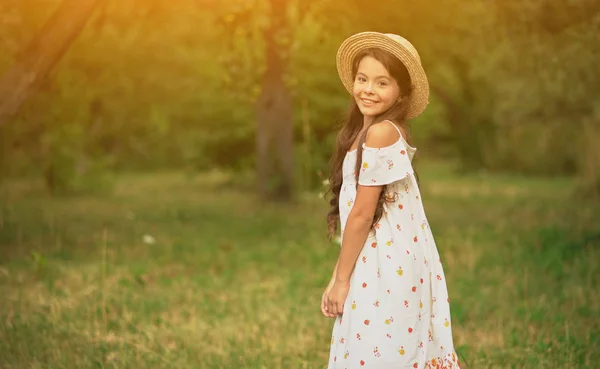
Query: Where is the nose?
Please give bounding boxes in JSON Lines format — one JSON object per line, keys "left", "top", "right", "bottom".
{"left": 364, "top": 83, "right": 373, "bottom": 94}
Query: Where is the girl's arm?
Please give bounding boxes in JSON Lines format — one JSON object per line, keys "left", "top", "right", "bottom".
{"left": 334, "top": 122, "right": 399, "bottom": 283}
{"left": 331, "top": 259, "right": 339, "bottom": 280}
{"left": 334, "top": 185, "right": 382, "bottom": 282}
{"left": 326, "top": 122, "right": 400, "bottom": 316}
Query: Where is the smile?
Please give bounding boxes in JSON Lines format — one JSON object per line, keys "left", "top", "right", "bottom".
{"left": 361, "top": 98, "right": 379, "bottom": 105}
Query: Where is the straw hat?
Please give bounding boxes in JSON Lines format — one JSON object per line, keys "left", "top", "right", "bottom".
{"left": 336, "top": 32, "right": 430, "bottom": 119}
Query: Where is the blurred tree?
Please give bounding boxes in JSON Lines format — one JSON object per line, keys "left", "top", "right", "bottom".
{"left": 0, "top": 0, "right": 103, "bottom": 126}
{"left": 490, "top": 0, "right": 600, "bottom": 196}
{"left": 217, "top": 0, "right": 335, "bottom": 201}
{"left": 255, "top": 0, "right": 294, "bottom": 200}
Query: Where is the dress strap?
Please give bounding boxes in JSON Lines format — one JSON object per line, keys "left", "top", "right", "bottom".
{"left": 384, "top": 120, "right": 403, "bottom": 138}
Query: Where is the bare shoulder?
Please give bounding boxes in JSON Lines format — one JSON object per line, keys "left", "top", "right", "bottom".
{"left": 365, "top": 121, "right": 404, "bottom": 148}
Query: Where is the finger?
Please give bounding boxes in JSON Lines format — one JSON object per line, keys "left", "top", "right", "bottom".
{"left": 327, "top": 304, "right": 334, "bottom": 317}
{"left": 321, "top": 293, "right": 328, "bottom": 316}
{"left": 324, "top": 298, "right": 335, "bottom": 318}
{"left": 328, "top": 300, "right": 336, "bottom": 318}
{"left": 330, "top": 299, "right": 338, "bottom": 316}
{"left": 338, "top": 302, "right": 344, "bottom": 315}
{"left": 327, "top": 298, "right": 334, "bottom": 316}
{"left": 323, "top": 294, "right": 332, "bottom": 317}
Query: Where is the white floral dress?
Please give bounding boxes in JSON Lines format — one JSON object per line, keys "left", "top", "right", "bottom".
{"left": 327, "top": 121, "right": 460, "bottom": 369}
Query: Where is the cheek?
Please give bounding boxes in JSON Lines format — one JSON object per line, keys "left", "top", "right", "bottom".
{"left": 382, "top": 89, "right": 400, "bottom": 104}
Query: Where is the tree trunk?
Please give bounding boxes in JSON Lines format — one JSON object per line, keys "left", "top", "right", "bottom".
{"left": 255, "top": 0, "right": 294, "bottom": 201}
{"left": 0, "top": 0, "right": 102, "bottom": 126}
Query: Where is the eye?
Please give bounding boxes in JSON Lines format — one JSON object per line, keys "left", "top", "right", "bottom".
{"left": 378, "top": 81, "right": 388, "bottom": 87}
{"left": 356, "top": 76, "right": 366, "bottom": 82}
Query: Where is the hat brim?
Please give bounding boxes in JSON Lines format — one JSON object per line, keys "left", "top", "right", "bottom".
{"left": 336, "top": 32, "right": 430, "bottom": 120}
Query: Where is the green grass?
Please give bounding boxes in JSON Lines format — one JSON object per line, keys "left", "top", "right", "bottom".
{"left": 0, "top": 162, "right": 599, "bottom": 368}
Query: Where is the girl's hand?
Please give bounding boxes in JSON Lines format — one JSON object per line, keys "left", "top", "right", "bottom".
{"left": 321, "top": 278, "right": 337, "bottom": 318}
{"left": 326, "top": 280, "right": 350, "bottom": 316}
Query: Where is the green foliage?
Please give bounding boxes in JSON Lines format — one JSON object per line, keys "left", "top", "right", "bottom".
{"left": 0, "top": 0, "right": 599, "bottom": 195}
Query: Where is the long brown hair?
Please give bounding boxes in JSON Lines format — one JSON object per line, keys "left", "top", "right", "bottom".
{"left": 326, "top": 48, "right": 416, "bottom": 241}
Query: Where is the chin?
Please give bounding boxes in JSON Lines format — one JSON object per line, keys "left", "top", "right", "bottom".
{"left": 360, "top": 111, "right": 375, "bottom": 118}
{"left": 359, "top": 107, "right": 383, "bottom": 117}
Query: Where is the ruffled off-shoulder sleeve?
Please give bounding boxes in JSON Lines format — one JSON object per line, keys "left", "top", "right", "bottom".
{"left": 358, "top": 142, "right": 414, "bottom": 186}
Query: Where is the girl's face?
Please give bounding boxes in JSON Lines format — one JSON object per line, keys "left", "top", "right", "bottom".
{"left": 352, "top": 56, "right": 401, "bottom": 119}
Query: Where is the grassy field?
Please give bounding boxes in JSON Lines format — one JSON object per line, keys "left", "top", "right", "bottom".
{"left": 0, "top": 161, "right": 599, "bottom": 369}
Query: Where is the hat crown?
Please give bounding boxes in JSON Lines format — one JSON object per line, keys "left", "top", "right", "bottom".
{"left": 383, "top": 33, "right": 422, "bottom": 63}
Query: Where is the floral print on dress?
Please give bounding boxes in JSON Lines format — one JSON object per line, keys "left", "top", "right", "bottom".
{"left": 328, "top": 121, "right": 460, "bottom": 369}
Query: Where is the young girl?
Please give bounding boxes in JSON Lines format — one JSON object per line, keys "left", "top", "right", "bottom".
{"left": 322, "top": 32, "right": 460, "bottom": 369}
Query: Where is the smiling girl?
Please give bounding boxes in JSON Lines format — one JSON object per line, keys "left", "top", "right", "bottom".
{"left": 322, "top": 32, "right": 460, "bottom": 369}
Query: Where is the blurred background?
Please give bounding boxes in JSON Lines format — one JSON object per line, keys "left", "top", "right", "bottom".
{"left": 0, "top": 0, "right": 599, "bottom": 368}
